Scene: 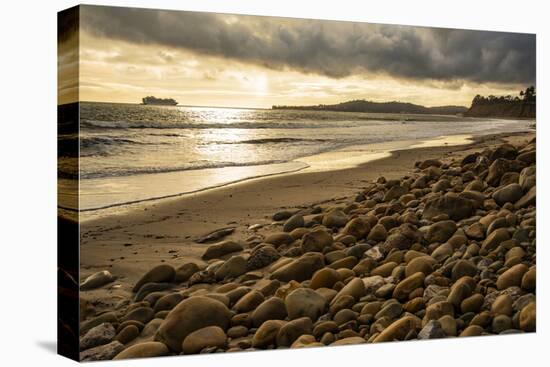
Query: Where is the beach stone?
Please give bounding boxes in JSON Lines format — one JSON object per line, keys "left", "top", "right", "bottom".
{"left": 301, "top": 229, "right": 333, "bottom": 253}
{"left": 384, "top": 185, "right": 408, "bottom": 201}
{"left": 273, "top": 210, "right": 293, "bottom": 221}
{"left": 393, "top": 272, "right": 425, "bottom": 301}
{"left": 491, "top": 144, "right": 518, "bottom": 161}
{"left": 383, "top": 232, "right": 411, "bottom": 252}
{"left": 227, "top": 325, "right": 248, "bottom": 338}
{"left": 154, "top": 293, "right": 184, "bottom": 313}
{"left": 460, "top": 294, "right": 484, "bottom": 314}
{"left": 466, "top": 222, "right": 486, "bottom": 240}
{"left": 517, "top": 150, "right": 535, "bottom": 164}
{"left": 233, "top": 290, "right": 265, "bottom": 313}
{"left": 492, "top": 183, "right": 523, "bottom": 206}
{"left": 367, "top": 224, "right": 388, "bottom": 242}
{"left": 330, "top": 336, "right": 366, "bottom": 346}
{"left": 481, "top": 228, "right": 510, "bottom": 253}
{"left": 447, "top": 277, "right": 475, "bottom": 307}
{"left": 459, "top": 190, "right": 486, "bottom": 207}
{"left": 155, "top": 296, "right": 231, "bottom": 352}
{"left": 270, "top": 252, "right": 325, "bottom": 282}
{"left": 283, "top": 214, "right": 305, "bottom": 232}
{"left": 80, "top": 341, "right": 124, "bottom": 362}
{"left": 491, "top": 294, "right": 513, "bottom": 316}
{"left": 285, "top": 288, "right": 327, "bottom": 320}
{"left": 519, "top": 302, "right": 536, "bottom": 331}
{"left": 122, "top": 306, "right": 154, "bottom": 325}
{"left": 202, "top": 241, "right": 244, "bottom": 260}
{"left": 251, "top": 297, "right": 288, "bottom": 327}
{"left": 422, "top": 193, "right": 475, "bottom": 221}
{"left": 451, "top": 260, "right": 477, "bottom": 281}
{"left": 133, "top": 264, "right": 175, "bottom": 292}
{"left": 342, "top": 217, "right": 371, "bottom": 240}
{"left": 80, "top": 312, "right": 118, "bottom": 336}
{"left": 492, "top": 315, "right": 513, "bottom": 333}
{"left": 373, "top": 316, "right": 417, "bottom": 342}
{"left": 418, "top": 320, "right": 446, "bottom": 339}
{"left": 459, "top": 325, "right": 484, "bottom": 337}
{"left": 322, "top": 209, "right": 349, "bottom": 228}
{"left": 500, "top": 172, "right": 519, "bottom": 186}
{"left": 276, "top": 317, "right": 313, "bottom": 347}
{"left": 375, "top": 302, "right": 403, "bottom": 320}
{"left": 432, "top": 179, "right": 451, "bottom": 193}
{"left": 371, "top": 262, "right": 398, "bottom": 277}
{"left": 329, "top": 294, "right": 354, "bottom": 314}
{"left": 181, "top": 326, "right": 227, "bottom": 354}
{"left": 405, "top": 256, "right": 436, "bottom": 277}
{"left": 141, "top": 318, "right": 163, "bottom": 338}
{"left": 497, "top": 264, "right": 529, "bottom": 290}
{"left": 419, "top": 159, "right": 442, "bottom": 169}
{"left": 486, "top": 159, "right": 511, "bottom": 186}
{"left": 515, "top": 185, "right": 536, "bottom": 209}
{"left": 438, "top": 315, "right": 457, "bottom": 336}
{"left": 247, "top": 244, "right": 280, "bottom": 270}
{"left": 332, "top": 277, "right": 365, "bottom": 304}
{"left": 215, "top": 255, "right": 247, "bottom": 280}
{"left": 115, "top": 325, "right": 139, "bottom": 345}
{"left": 175, "top": 263, "right": 200, "bottom": 282}
{"left": 80, "top": 270, "right": 115, "bottom": 290}
{"left": 424, "top": 301, "right": 454, "bottom": 322}
{"left": 252, "top": 320, "right": 286, "bottom": 348}
{"left": 521, "top": 268, "right": 536, "bottom": 291}
{"left": 265, "top": 232, "right": 294, "bottom": 247}
{"left": 310, "top": 267, "right": 341, "bottom": 290}
{"left": 80, "top": 323, "right": 116, "bottom": 351}
{"left": 291, "top": 334, "right": 322, "bottom": 348}
{"left": 426, "top": 220, "right": 457, "bottom": 243}
{"left": 113, "top": 342, "right": 169, "bottom": 360}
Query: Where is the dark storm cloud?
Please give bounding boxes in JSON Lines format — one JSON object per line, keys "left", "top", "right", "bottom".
{"left": 80, "top": 5, "right": 536, "bottom": 84}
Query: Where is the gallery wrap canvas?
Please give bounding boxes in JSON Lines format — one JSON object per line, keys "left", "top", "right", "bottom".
{"left": 57, "top": 4, "right": 536, "bottom": 362}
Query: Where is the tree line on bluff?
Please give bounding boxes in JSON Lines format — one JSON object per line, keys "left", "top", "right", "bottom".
{"left": 465, "top": 86, "right": 536, "bottom": 118}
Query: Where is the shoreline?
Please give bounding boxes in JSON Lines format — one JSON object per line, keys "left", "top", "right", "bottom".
{"left": 77, "top": 128, "right": 536, "bottom": 359}
{"left": 79, "top": 130, "right": 534, "bottom": 294}
{"left": 78, "top": 133, "right": 481, "bottom": 219}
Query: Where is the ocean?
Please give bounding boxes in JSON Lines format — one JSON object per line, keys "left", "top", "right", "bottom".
{"left": 58, "top": 102, "right": 533, "bottom": 212}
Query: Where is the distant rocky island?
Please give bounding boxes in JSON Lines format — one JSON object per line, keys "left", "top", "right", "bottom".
{"left": 272, "top": 100, "right": 468, "bottom": 115}
{"left": 464, "top": 86, "right": 536, "bottom": 118}
{"left": 142, "top": 96, "right": 178, "bottom": 106}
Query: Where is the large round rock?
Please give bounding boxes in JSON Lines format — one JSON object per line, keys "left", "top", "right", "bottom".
{"left": 133, "top": 264, "right": 175, "bottom": 292}
{"left": 155, "top": 296, "right": 231, "bottom": 352}
{"left": 270, "top": 253, "right": 325, "bottom": 282}
{"left": 113, "top": 341, "right": 169, "bottom": 360}
{"left": 285, "top": 288, "right": 327, "bottom": 320}
{"left": 181, "top": 326, "right": 227, "bottom": 354}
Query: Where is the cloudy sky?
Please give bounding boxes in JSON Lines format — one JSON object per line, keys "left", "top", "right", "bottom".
{"left": 58, "top": 5, "right": 535, "bottom": 107}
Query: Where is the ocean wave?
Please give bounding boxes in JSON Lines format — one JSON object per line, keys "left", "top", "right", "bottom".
{"left": 80, "top": 119, "right": 356, "bottom": 130}
{"left": 214, "top": 137, "right": 329, "bottom": 145}
{"left": 80, "top": 159, "right": 290, "bottom": 179}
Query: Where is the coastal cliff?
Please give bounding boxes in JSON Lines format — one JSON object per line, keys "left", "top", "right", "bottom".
{"left": 464, "top": 86, "right": 536, "bottom": 118}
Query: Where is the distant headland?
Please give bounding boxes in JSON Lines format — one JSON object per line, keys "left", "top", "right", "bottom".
{"left": 272, "top": 100, "right": 468, "bottom": 115}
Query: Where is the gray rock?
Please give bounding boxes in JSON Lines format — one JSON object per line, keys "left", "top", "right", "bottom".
{"left": 418, "top": 320, "right": 446, "bottom": 339}
{"left": 80, "top": 323, "right": 116, "bottom": 351}
{"left": 80, "top": 341, "right": 124, "bottom": 361}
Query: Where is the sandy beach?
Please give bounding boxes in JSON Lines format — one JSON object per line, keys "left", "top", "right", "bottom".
{"left": 79, "top": 130, "right": 534, "bottom": 311}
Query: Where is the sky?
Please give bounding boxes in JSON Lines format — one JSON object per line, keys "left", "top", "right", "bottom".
{"left": 58, "top": 5, "right": 536, "bottom": 108}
